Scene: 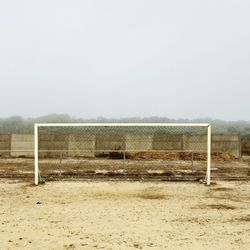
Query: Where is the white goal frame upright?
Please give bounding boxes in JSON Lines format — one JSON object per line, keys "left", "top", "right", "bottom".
{"left": 34, "top": 123, "right": 211, "bottom": 185}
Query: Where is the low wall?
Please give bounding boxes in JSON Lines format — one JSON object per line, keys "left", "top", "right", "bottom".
{"left": 152, "top": 134, "right": 182, "bottom": 150}
{"left": 212, "top": 134, "right": 241, "bottom": 158}
{"left": 68, "top": 134, "right": 95, "bottom": 157}
{"left": 0, "top": 134, "right": 11, "bottom": 157}
{"left": 126, "top": 134, "right": 153, "bottom": 151}
{"left": 0, "top": 132, "right": 242, "bottom": 158}
{"left": 96, "top": 134, "right": 125, "bottom": 152}
{"left": 11, "top": 134, "right": 34, "bottom": 157}
{"left": 152, "top": 134, "right": 241, "bottom": 157}
{"left": 39, "top": 134, "right": 68, "bottom": 158}
{"left": 242, "top": 140, "right": 250, "bottom": 155}
{"left": 183, "top": 135, "right": 207, "bottom": 152}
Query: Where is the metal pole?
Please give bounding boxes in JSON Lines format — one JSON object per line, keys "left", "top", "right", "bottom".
{"left": 34, "top": 124, "right": 39, "bottom": 185}
{"left": 191, "top": 151, "right": 194, "bottom": 173}
{"left": 207, "top": 124, "right": 211, "bottom": 185}
{"left": 59, "top": 151, "right": 63, "bottom": 176}
{"left": 123, "top": 151, "right": 126, "bottom": 169}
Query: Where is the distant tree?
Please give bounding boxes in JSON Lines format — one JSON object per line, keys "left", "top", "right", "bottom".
{"left": 0, "top": 114, "right": 250, "bottom": 134}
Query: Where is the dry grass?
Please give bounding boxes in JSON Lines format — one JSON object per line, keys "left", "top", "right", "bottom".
{"left": 82, "top": 186, "right": 167, "bottom": 201}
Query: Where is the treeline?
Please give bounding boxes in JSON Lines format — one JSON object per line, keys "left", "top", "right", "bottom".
{"left": 0, "top": 114, "right": 250, "bottom": 135}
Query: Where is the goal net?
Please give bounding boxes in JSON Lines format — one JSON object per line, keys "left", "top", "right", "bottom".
{"left": 34, "top": 123, "right": 211, "bottom": 185}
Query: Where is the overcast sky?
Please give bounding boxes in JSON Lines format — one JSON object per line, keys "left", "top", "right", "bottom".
{"left": 0, "top": 0, "right": 249, "bottom": 121}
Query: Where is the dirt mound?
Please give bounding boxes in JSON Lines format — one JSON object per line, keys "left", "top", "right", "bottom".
{"left": 211, "top": 152, "right": 237, "bottom": 161}
{"left": 126, "top": 152, "right": 237, "bottom": 161}
{"left": 126, "top": 152, "right": 185, "bottom": 160}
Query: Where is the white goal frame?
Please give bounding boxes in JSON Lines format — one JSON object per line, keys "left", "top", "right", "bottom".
{"left": 34, "top": 123, "right": 211, "bottom": 185}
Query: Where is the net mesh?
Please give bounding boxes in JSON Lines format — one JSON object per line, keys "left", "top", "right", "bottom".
{"left": 37, "top": 125, "right": 209, "bottom": 181}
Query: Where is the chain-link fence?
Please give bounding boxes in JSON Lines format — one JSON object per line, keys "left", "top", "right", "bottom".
{"left": 0, "top": 125, "right": 248, "bottom": 182}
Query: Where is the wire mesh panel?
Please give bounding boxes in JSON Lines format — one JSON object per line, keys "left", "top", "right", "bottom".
{"left": 35, "top": 124, "right": 211, "bottom": 184}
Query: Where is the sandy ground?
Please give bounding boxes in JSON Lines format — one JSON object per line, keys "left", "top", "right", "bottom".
{"left": 0, "top": 180, "right": 250, "bottom": 250}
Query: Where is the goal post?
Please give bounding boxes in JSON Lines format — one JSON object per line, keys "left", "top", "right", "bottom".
{"left": 34, "top": 123, "right": 211, "bottom": 185}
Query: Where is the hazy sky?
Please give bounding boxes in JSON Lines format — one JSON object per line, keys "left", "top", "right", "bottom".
{"left": 0, "top": 0, "right": 249, "bottom": 120}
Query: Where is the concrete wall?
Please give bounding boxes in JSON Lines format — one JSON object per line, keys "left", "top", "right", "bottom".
{"left": 68, "top": 134, "right": 95, "bottom": 157}
{"left": 0, "top": 132, "right": 242, "bottom": 158}
{"left": 39, "top": 134, "right": 68, "bottom": 158}
{"left": 212, "top": 134, "right": 241, "bottom": 158}
{"left": 11, "top": 134, "right": 34, "bottom": 157}
{"left": 242, "top": 140, "right": 250, "bottom": 155}
{"left": 0, "top": 134, "right": 11, "bottom": 157}
{"left": 153, "top": 134, "right": 241, "bottom": 157}
{"left": 183, "top": 135, "right": 207, "bottom": 152}
{"left": 126, "top": 134, "right": 153, "bottom": 151}
{"left": 153, "top": 134, "right": 182, "bottom": 150}
{"left": 96, "top": 134, "right": 125, "bottom": 152}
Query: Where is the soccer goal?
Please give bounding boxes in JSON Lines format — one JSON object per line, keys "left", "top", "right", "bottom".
{"left": 34, "top": 123, "right": 211, "bottom": 185}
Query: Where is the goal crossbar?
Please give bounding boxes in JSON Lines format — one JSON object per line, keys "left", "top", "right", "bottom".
{"left": 35, "top": 123, "right": 210, "bottom": 127}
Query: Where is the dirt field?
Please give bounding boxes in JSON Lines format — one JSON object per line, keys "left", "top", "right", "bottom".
{"left": 0, "top": 180, "right": 250, "bottom": 249}
{"left": 0, "top": 156, "right": 249, "bottom": 182}
{"left": 0, "top": 157, "right": 207, "bottom": 182}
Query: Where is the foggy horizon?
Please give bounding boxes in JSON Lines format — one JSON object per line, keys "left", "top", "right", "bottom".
{"left": 0, "top": 113, "right": 250, "bottom": 123}
{"left": 0, "top": 0, "right": 249, "bottom": 121}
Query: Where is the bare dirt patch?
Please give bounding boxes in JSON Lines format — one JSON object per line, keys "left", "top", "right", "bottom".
{"left": 211, "top": 187, "right": 235, "bottom": 191}
{"left": 136, "top": 192, "right": 166, "bottom": 200}
{"left": 205, "top": 186, "right": 250, "bottom": 204}
{"left": 228, "top": 214, "right": 250, "bottom": 223}
{"left": 193, "top": 204, "right": 237, "bottom": 210}
{"left": 237, "top": 215, "right": 250, "bottom": 222}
